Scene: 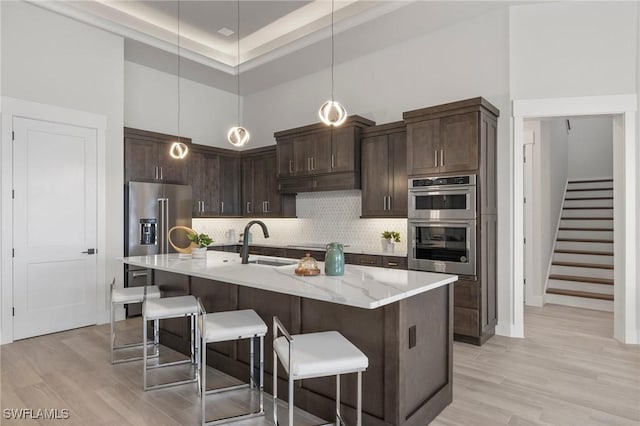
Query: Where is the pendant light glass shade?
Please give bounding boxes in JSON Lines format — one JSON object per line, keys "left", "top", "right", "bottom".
{"left": 169, "top": 141, "right": 189, "bottom": 159}
{"left": 227, "top": 0, "right": 250, "bottom": 147}
{"left": 227, "top": 126, "right": 250, "bottom": 147}
{"left": 319, "top": 0, "right": 347, "bottom": 127}
{"left": 319, "top": 100, "right": 347, "bottom": 126}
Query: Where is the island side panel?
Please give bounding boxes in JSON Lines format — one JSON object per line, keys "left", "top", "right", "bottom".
{"left": 399, "top": 283, "right": 453, "bottom": 426}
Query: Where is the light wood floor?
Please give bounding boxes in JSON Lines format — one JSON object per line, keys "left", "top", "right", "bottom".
{"left": 1, "top": 304, "right": 639, "bottom": 425}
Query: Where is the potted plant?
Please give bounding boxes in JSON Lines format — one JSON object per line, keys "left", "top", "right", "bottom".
{"left": 381, "top": 231, "right": 400, "bottom": 253}
{"left": 187, "top": 232, "right": 213, "bottom": 258}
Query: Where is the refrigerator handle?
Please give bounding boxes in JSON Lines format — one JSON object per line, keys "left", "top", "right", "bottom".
{"left": 158, "top": 198, "right": 169, "bottom": 254}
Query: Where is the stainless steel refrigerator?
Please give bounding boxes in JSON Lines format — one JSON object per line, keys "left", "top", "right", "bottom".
{"left": 125, "top": 181, "right": 192, "bottom": 315}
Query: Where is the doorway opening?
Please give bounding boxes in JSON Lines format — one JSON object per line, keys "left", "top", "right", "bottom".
{"left": 523, "top": 115, "right": 615, "bottom": 334}
{"left": 512, "top": 95, "right": 637, "bottom": 344}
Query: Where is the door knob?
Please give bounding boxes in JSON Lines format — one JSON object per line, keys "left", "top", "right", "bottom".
{"left": 82, "top": 248, "right": 96, "bottom": 255}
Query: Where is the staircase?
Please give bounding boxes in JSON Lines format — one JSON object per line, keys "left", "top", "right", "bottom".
{"left": 545, "top": 178, "right": 614, "bottom": 311}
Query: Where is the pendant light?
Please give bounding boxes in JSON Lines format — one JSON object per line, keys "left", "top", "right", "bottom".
{"left": 318, "top": 0, "right": 347, "bottom": 127}
{"left": 227, "top": 0, "right": 250, "bottom": 147}
{"left": 170, "top": 0, "right": 189, "bottom": 159}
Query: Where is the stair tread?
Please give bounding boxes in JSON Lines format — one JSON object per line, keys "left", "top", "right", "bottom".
{"left": 567, "top": 179, "right": 613, "bottom": 184}
{"left": 565, "top": 197, "right": 613, "bottom": 200}
{"left": 549, "top": 274, "right": 613, "bottom": 285}
{"left": 566, "top": 188, "right": 613, "bottom": 192}
{"left": 555, "top": 249, "right": 613, "bottom": 256}
{"left": 546, "top": 288, "right": 614, "bottom": 301}
{"left": 558, "top": 227, "right": 613, "bottom": 231}
{"left": 563, "top": 207, "right": 613, "bottom": 210}
{"left": 552, "top": 261, "right": 614, "bottom": 270}
{"left": 561, "top": 217, "right": 613, "bottom": 220}
{"left": 556, "top": 238, "right": 613, "bottom": 243}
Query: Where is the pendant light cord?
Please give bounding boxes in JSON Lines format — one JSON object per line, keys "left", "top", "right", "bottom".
{"left": 331, "top": 0, "right": 335, "bottom": 102}
{"left": 237, "top": 0, "right": 241, "bottom": 125}
{"left": 177, "top": 0, "right": 181, "bottom": 143}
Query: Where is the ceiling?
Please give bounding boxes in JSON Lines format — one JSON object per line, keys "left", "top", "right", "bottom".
{"left": 35, "top": 1, "right": 516, "bottom": 94}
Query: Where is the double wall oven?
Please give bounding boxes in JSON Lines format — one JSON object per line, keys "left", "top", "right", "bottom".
{"left": 408, "top": 175, "right": 477, "bottom": 276}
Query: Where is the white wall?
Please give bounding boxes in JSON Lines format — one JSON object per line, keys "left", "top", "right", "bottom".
{"left": 541, "top": 119, "right": 569, "bottom": 283}
{"left": 636, "top": 3, "right": 640, "bottom": 342}
{"left": 1, "top": 0, "right": 124, "bottom": 337}
{"left": 124, "top": 61, "right": 239, "bottom": 149}
{"left": 510, "top": 2, "right": 638, "bottom": 99}
{"left": 568, "top": 116, "right": 613, "bottom": 179}
{"left": 525, "top": 119, "right": 568, "bottom": 305}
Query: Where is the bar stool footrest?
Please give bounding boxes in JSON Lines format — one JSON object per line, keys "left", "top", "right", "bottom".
{"left": 204, "top": 410, "right": 265, "bottom": 426}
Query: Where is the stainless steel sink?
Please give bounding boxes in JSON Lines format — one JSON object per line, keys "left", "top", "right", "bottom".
{"left": 248, "top": 259, "right": 297, "bottom": 267}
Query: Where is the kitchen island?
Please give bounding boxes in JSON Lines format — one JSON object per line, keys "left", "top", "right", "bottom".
{"left": 123, "top": 252, "right": 457, "bottom": 426}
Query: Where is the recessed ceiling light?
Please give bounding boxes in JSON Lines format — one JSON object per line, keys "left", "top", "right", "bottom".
{"left": 218, "top": 27, "right": 234, "bottom": 37}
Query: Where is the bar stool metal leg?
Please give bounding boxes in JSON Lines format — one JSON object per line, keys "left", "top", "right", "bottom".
{"left": 109, "top": 279, "right": 160, "bottom": 364}
{"left": 199, "top": 306, "right": 266, "bottom": 425}
{"left": 336, "top": 374, "right": 341, "bottom": 426}
{"left": 143, "top": 295, "right": 200, "bottom": 391}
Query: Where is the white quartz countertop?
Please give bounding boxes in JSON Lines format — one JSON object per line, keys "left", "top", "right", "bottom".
{"left": 122, "top": 252, "right": 456, "bottom": 309}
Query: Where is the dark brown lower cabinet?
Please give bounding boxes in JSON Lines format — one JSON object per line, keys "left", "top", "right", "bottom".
{"left": 452, "top": 213, "right": 497, "bottom": 345}
{"left": 154, "top": 271, "right": 453, "bottom": 426}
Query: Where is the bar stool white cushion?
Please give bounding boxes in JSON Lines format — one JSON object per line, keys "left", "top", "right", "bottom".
{"left": 143, "top": 295, "right": 199, "bottom": 319}
{"left": 202, "top": 309, "right": 267, "bottom": 343}
{"left": 112, "top": 286, "right": 161, "bottom": 304}
{"left": 273, "top": 331, "right": 368, "bottom": 380}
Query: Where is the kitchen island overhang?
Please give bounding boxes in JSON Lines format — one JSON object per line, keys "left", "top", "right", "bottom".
{"left": 122, "top": 252, "right": 457, "bottom": 425}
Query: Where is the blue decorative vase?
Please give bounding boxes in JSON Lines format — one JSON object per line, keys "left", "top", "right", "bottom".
{"left": 325, "top": 242, "right": 345, "bottom": 276}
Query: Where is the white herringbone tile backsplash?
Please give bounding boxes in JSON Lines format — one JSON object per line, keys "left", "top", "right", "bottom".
{"left": 194, "top": 190, "right": 407, "bottom": 252}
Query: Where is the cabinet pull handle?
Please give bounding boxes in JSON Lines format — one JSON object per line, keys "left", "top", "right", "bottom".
{"left": 434, "top": 151, "right": 438, "bottom": 168}
{"left": 387, "top": 262, "right": 398, "bottom": 267}
{"left": 159, "top": 166, "right": 163, "bottom": 180}
{"left": 360, "top": 260, "right": 375, "bottom": 265}
{"left": 388, "top": 196, "right": 392, "bottom": 211}
{"left": 307, "top": 157, "right": 311, "bottom": 171}
{"left": 311, "top": 157, "right": 315, "bottom": 171}
{"left": 132, "top": 271, "right": 148, "bottom": 278}
{"left": 289, "top": 160, "right": 293, "bottom": 174}
{"left": 440, "top": 149, "right": 444, "bottom": 167}
{"left": 331, "top": 154, "right": 335, "bottom": 169}
{"left": 247, "top": 201, "right": 251, "bottom": 214}
{"left": 265, "top": 201, "right": 269, "bottom": 213}
{"left": 383, "top": 196, "right": 386, "bottom": 211}
{"left": 221, "top": 201, "right": 224, "bottom": 214}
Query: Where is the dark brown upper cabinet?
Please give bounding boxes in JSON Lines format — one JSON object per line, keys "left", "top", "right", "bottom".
{"left": 189, "top": 147, "right": 220, "bottom": 216}
{"left": 188, "top": 146, "right": 241, "bottom": 217}
{"left": 274, "top": 115, "right": 374, "bottom": 193}
{"left": 124, "top": 127, "right": 190, "bottom": 183}
{"left": 360, "top": 121, "right": 407, "bottom": 218}
{"left": 403, "top": 98, "right": 498, "bottom": 177}
{"left": 242, "top": 146, "right": 295, "bottom": 217}
{"left": 218, "top": 154, "right": 241, "bottom": 216}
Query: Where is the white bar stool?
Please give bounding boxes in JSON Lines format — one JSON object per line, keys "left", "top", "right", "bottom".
{"left": 109, "top": 278, "right": 161, "bottom": 364}
{"left": 198, "top": 302, "right": 267, "bottom": 425}
{"left": 142, "top": 294, "right": 200, "bottom": 390}
{"left": 272, "top": 317, "right": 368, "bottom": 426}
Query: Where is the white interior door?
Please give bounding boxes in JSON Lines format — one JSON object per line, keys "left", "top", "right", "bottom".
{"left": 12, "top": 117, "right": 97, "bottom": 340}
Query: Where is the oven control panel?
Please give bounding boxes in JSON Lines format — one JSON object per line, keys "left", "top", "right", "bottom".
{"left": 411, "top": 174, "right": 475, "bottom": 188}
